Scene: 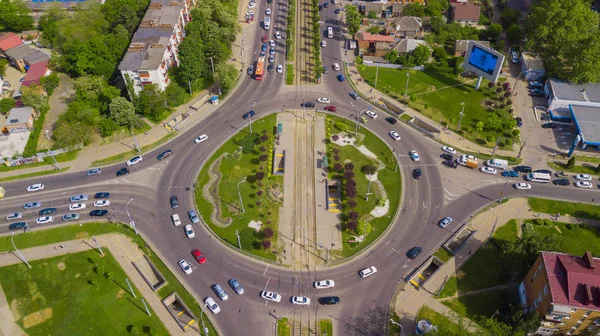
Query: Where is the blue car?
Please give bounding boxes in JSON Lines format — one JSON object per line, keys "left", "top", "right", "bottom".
{"left": 337, "top": 74, "right": 345, "bottom": 82}
{"left": 188, "top": 210, "right": 199, "bottom": 224}
{"left": 261, "top": 43, "right": 267, "bottom": 51}
{"left": 349, "top": 92, "right": 359, "bottom": 100}
{"left": 501, "top": 170, "right": 519, "bottom": 177}
{"left": 243, "top": 110, "right": 256, "bottom": 119}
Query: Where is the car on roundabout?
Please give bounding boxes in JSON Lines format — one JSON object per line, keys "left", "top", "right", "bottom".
{"left": 229, "top": 278, "right": 245, "bottom": 295}
{"left": 157, "top": 149, "right": 173, "bottom": 161}
{"left": 194, "top": 134, "right": 208, "bottom": 144}
{"left": 413, "top": 168, "right": 422, "bottom": 179}
{"left": 480, "top": 166, "right": 497, "bottom": 175}
{"left": 501, "top": 170, "right": 519, "bottom": 177}
{"left": 116, "top": 167, "right": 129, "bottom": 177}
{"left": 575, "top": 174, "right": 592, "bottom": 181}
{"left": 93, "top": 200, "right": 110, "bottom": 207}
{"left": 184, "top": 224, "right": 195, "bottom": 239}
{"left": 95, "top": 192, "right": 110, "bottom": 199}
{"left": 27, "top": 183, "right": 44, "bottom": 192}
{"left": 406, "top": 246, "right": 422, "bottom": 259}
{"left": 333, "top": 63, "right": 340, "bottom": 71}
{"left": 179, "top": 259, "right": 192, "bottom": 275}
{"left": 243, "top": 110, "right": 256, "bottom": 119}
{"left": 439, "top": 217, "right": 453, "bottom": 228}
{"left": 212, "top": 284, "right": 229, "bottom": 301}
{"left": 359, "top": 266, "right": 377, "bottom": 278}
{"left": 317, "top": 97, "right": 330, "bottom": 103}
{"left": 337, "top": 74, "right": 345, "bottom": 82}
{"left": 576, "top": 181, "right": 593, "bottom": 189}
{"left": 314, "top": 280, "right": 335, "bottom": 289}
{"left": 191, "top": 249, "right": 206, "bottom": 264}
{"left": 126, "top": 156, "right": 143, "bottom": 166}
{"left": 292, "top": 296, "right": 310, "bottom": 305}
{"left": 261, "top": 291, "right": 281, "bottom": 302}
{"left": 324, "top": 105, "right": 337, "bottom": 112}
{"left": 86, "top": 168, "right": 102, "bottom": 176}
{"left": 440, "top": 153, "right": 453, "bottom": 161}
{"left": 514, "top": 183, "right": 532, "bottom": 190}
{"left": 441, "top": 146, "right": 456, "bottom": 155}
{"left": 442, "top": 160, "right": 458, "bottom": 169}
{"left": 204, "top": 297, "right": 221, "bottom": 314}
{"left": 90, "top": 209, "right": 109, "bottom": 217}
{"left": 188, "top": 210, "right": 199, "bottom": 223}
{"left": 389, "top": 131, "right": 401, "bottom": 141}
{"left": 409, "top": 150, "right": 420, "bottom": 161}
{"left": 349, "top": 92, "right": 359, "bottom": 100}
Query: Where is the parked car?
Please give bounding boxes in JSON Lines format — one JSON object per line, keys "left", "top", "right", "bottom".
{"left": 321, "top": 40, "right": 326, "bottom": 48}
{"left": 90, "top": 209, "right": 109, "bottom": 217}
{"left": 480, "top": 166, "right": 497, "bottom": 175}
{"left": 516, "top": 117, "right": 523, "bottom": 127}
{"left": 501, "top": 170, "right": 519, "bottom": 177}
{"left": 27, "top": 183, "right": 44, "bottom": 192}
{"left": 529, "top": 80, "right": 543, "bottom": 87}
{"left": 318, "top": 296, "right": 340, "bottom": 305}
{"left": 277, "top": 64, "right": 283, "bottom": 73}
{"left": 229, "top": 278, "right": 245, "bottom": 295}
{"left": 439, "top": 217, "right": 453, "bottom": 228}
{"left": 576, "top": 181, "right": 593, "bottom": 189}
{"left": 116, "top": 167, "right": 129, "bottom": 177}
{"left": 269, "top": 40, "right": 275, "bottom": 48}
{"left": 513, "top": 165, "right": 532, "bottom": 173}
{"left": 389, "top": 131, "right": 401, "bottom": 141}
{"left": 534, "top": 169, "right": 552, "bottom": 175}
{"left": 157, "top": 149, "right": 173, "bottom": 161}
{"left": 192, "top": 249, "right": 206, "bottom": 264}
{"left": 314, "top": 280, "right": 335, "bottom": 289}
{"left": 324, "top": 105, "right": 337, "bottom": 112}
{"left": 94, "top": 192, "right": 110, "bottom": 199}
{"left": 194, "top": 134, "right": 208, "bottom": 144}
{"left": 179, "top": 259, "right": 192, "bottom": 275}
{"left": 275, "top": 31, "right": 281, "bottom": 39}
{"left": 261, "top": 291, "right": 281, "bottom": 302}
{"left": 62, "top": 213, "right": 80, "bottom": 221}
{"left": 553, "top": 179, "right": 570, "bottom": 186}
{"left": 93, "top": 200, "right": 110, "bottom": 207}
{"left": 334, "top": 8, "right": 340, "bottom": 14}
{"left": 441, "top": 146, "right": 456, "bottom": 155}
{"left": 406, "top": 246, "right": 422, "bottom": 259}
{"left": 188, "top": 210, "right": 199, "bottom": 223}
{"left": 413, "top": 168, "right": 422, "bottom": 179}
{"left": 204, "top": 297, "right": 221, "bottom": 314}
{"left": 514, "top": 183, "right": 532, "bottom": 190}
{"left": 359, "top": 266, "right": 377, "bottom": 278}
{"left": 575, "top": 174, "right": 592, "bottom": 181}
{"left": 24, "top": 202, "right": 42, "bottom": 210}
{"left": 541, "top": 123, "right": 557, "bottom": 129}
{"left": 86, "top": 168, "right": 102, "bottom": 176}
{"left": 292, "top": 296, "right": 310, "bottom": 305}
{"left": 126, "top": 156, "right": 143, "bottom": 166}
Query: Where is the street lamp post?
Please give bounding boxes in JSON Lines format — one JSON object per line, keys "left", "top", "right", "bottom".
{"left": 12, "top": 232, "right": 31, "bottom": 268}
{"left": 200, "top": 309, "right": 209, "bottom": 336}
{"left": 403, "top": 73, "right": 410, "bottom": 102}
{"left": 237, "top": 178, "right": 247, "bottom": 213}
{"left": 350, "top": 103, "right": 360, "bottom": 135}
{"left": 126, "top": 198, "right": 137, "bottom": 234}
{"left": 248, "top": 102, "right": 257, "bottom": 134}
{"left": 389, "top": 319, "right": 403, "bottom": 335}
{"left": 457, "top": 102, "right": 465, "bottom": 132}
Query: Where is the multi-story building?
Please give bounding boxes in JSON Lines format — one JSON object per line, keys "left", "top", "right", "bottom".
{"left": 118, "top": 0, "right": 196, "bottom": 94}
{"left": 519, "top": 251, "right": 600, "bottom": 335}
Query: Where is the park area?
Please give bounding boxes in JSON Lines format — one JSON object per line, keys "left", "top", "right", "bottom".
{"left": 357, "top": 66, "right": 519, "bottom": 148}
{"left": 0, "top": 249, "right": 167, "bottom": 336}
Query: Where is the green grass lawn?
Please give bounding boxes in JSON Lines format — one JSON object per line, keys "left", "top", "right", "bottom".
{"left": 417, "top": 305, "right": 474, "bottom": 335}
{"left": 548, "top": 161, "right": 598, "bottom": 176}
{"left": 0, "top": 222, "right": 217, "bottom": 335}
{"left": 325, "top": 115, "right": 401, "bottom": 258}
{"left": 195, "top": 114, "right": 282, "bottom": 261}
{"left": 528, "top": 220, "right": 600, "bottom": 256}
{"left": 438, "top": 276, "right": 458, "bottom": 299}
{"left": 443, "top": 287, "right": 518, "bottom": 321}
{"left": 434, "top": 247, "right": 453, "bottom": 263}
{"left": 528, "top": 198, "right": 600, "bottom": 219}
{"left": 91, "top": 132, "right": 176, "bottom": 167}
{"left": 277, "top": 318, "right": 291, "bottom": 336}
{"left": 0, "top": 167, "right": 69, "bottom": 183}
{"left": 319, "top": 319, "right": 333, "bottom": 336}
{"left": 360, "top": 67, "right": 461, "bottom": 95}
{"left": 286, "top": 64, "right": 294, "bottom": 85}
{"left": 0, "top": 249, "right": 168, "bottom": 336}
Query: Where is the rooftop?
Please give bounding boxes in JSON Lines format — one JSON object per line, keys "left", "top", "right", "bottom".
{"left": 5, "top": 107, "right": 34, "bottom": 126}
{"left": 521, "top": 52, "right": 545, "bottom": 72}
{"left": 570, "top": 105, "right": 600, "bottom": 145}
{"left": 22, "top": 61, "right": 49, "bottom": 87}
{"left": 4, "top": 44, "right": 50, "bottom": 65}
{"left": 455, "top": 40, "right": 490, "bottom": 53}
{"left": 543, "top": 251, "right": 600, "bottom": 311}
{"left": 394, "top": 38, "right": 426, "bottom": 53}
{"left": 355, "top": 32, "right": 395, "bottom": 43}
{"left": 548, "top": 79, "right": 600, "bottom": 103}
{"left": 0, "top": 33, "right": 23, "bottom": 52}
{"left": 395, "top": 16, "right": 422, "bottom": 31}
{"left": 451, "top": 1, "right": 481, "bottom": 21}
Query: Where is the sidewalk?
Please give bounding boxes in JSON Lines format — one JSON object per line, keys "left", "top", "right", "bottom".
{"left": 346, "top": 63, "right": 519, "bottom": 158}
{"left": 393, "top": 198, "right": 600, "bottom": 332}
{"left": 0, "top": 233, "right": 197, "bottom": 335}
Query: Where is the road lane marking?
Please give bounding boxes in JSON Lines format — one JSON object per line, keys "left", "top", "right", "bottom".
{"left": 263, "top": 265, "right": 270, "bottom": 276}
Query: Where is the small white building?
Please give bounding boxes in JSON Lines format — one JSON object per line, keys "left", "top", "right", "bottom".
{"left": 520, "top": 52, "right": 545, "bottom": 81}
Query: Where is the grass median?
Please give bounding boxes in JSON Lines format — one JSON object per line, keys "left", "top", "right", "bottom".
{"left": 528, "top": 197, "right": 600, "bottom": 219}
{"left": 91, "top": 132, "right": 176, "bottom": 167}
{"left": 0, "top": 167, "right": 69, "bottom": 183}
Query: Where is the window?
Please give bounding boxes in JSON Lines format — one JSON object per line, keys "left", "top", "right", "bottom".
{"left": 544, "top": 285, "right": 549, "bottom": 296}
{"left": 539, "top": 263, "right": 543, "bottom": 271}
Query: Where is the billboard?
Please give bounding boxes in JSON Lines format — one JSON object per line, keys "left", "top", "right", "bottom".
{"left": 462, "top": 41, "right": 505, "bottom": 83}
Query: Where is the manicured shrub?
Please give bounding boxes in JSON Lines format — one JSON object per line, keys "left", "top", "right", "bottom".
{"left": 263, "top": 228, "right": 274, "bottom": 238}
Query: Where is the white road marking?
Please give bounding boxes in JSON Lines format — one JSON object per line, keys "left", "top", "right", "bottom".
{"left": 263, "top": 265, "right": 270, "bottom": 276}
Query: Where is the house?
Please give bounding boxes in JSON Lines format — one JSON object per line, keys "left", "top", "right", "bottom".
{"left": 393, "top": 38, "right": 426, "bottom": 53}
{"left": 394, "top": 16, "right": 422, "bottom": 38}
{"left": 22, "top": 61, "right": 50, "bottom": 87}
{"left": 119, "top": 0, "right": 197, "bottom": 94}
{"left": 519, "top": 251, "right": 600, "bottom": 335}
{"left": 3, "top": 107, "right": 35, "bottom": 133}
{"left": 450, "top": 1, "right": 480, "bottom": 26}
{"left": 390, "top": 0, "right": 425, "bottom": 16}
{"left": 3, "top": 44, "right": 50, "bottom": 72}
{"left": 360, "top": 2, "right": 386, "bottom": 16}
{"left": 355, "top": 32, "right": 396, "bottom": 56}
{"left": 0, "top": 33, "right": 24, "bottom": 53}
{"left": 520, "top": 52, "right": 545, "bottom": 81}
{"left": 454, "top": 40, "right": 490, "bottom": 56}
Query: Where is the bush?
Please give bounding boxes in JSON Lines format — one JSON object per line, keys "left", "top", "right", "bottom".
{"left": 332, "top": 147, "right": 340, "bottom": 154}
{"left": 346, "top": 220, "right": 358, "bottom": 232}
{"left": 259, "top": 146, "right": 266, "bottom": 152}
{"left": 234, "top": 134, "right": 258, "bottom": 153}
{"left": 534, "top": 218, "right": 543, "bottom": 225}
{"left": 259, "top": 154, "right": 268, "bottom": 161}
{"left": 334, "top": 163, "right": 344, "bottom": 172}
{"left": 465, "top": 126, "right": 473, "bottom": 133}
{"left": 259, "top": 134, "right": 269, "bottom": 143}
{"left": 255, "top": 171, "right": 265, "bottom": 181}
{"left": 496, "top": 87, "right": 503, "bottom": 93}
{"left": 348, "top": 200, "right": 357, "bottom": 208}
{"left": 345, "top": 162, "right": 354, "bottom": 171}
{"left": 361, "top": 164, "right": 378, "bottom": 175}
{"left": 0, "top": 98, "right": 15, "bottom": 115}
{"left": 334, "top": 155, "right": 340, "bottom": 161}
{"left": 567, "top": 156, "right": 576, "bottom": 168}
{"left": 488, "top": 82, "right": 495, "bottom": 88}
{"left": 543, "top": 219, "right": 553, "bottom": 226}
{"left": 512, "top": 129, "right": 520, "bottom": 136}
{"left": 262, "top": 228, "right": 274, "bottom": 238}
{"left": 348, "top": 211, "right": 359, "bottom": 220}
{"left": 344, "top": 170, "right": 355, "bottom": 179}
{"left": 565, "top": 223, "right": 575, "bottom": 230}
{"left": 377, "top": 198, "right": 386, "bottom": 207}
{"left": 504, "top": 138, "right": 512, "bottom": 146}
{"left": 410, "top": 94, "right": 417, "bottom": 102}
{"left": 256, "top": 190, "right": 263, "bottom": 196}
{"left": 261, "top": 239, "right": 272, "bottom": 249}
{"left": 335, "top": 121, "right": 348, "bottom": 132}
{"left": 486, "top": 135, "right": 494, "bottom": 142}
{"left": 331, "top": 134, "right": 339, "bottom": 141}
{"left": 98, "top": 118, "right": 119, "bottom": 137}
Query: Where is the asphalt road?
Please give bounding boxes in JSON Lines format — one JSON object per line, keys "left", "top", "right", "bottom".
{"left": 1, "top": 3, "right": 600, "bottom": 336}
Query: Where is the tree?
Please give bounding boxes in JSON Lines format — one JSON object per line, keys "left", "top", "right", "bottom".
{"left": 0, "top": 0, "right": 34, "bottom": 32}
{"left": 38, "top": 6, "right": 68, "bottom": 47}
{"left": 356, "top": 221, "right": 372, "bottom": 236}
{"left": 109, "top": 97, "right": 143, "bottom": 128}
{"left": 20, "top": 86, "right": 49, "bottom": 113}
{"left": 39, "top": 73, "right": 60, "bottom": 96}
{"left": 262, "top": 228, "right": 273, "bottom": 239}
{"left": 134, "top": 84, "right": 168, "bottom": 123}
{"left": 500, "top": 8, "right": 521, "bottom": 28}
{"left": 366, "top": 26, "right": 381, "bottom": 35}
{"left": 0, "top": 98, "right": 15, "bottom": 115}
{"left": 425, "top": 0, "right": 449, "bottom": 17}
{"left": 526, "top": 0, "right": 600, "bottom": 83}
{"left": 367, "top": 10, "right": 377, "bottom": 19}
{"left": 214, "top": 63, "right": 238, "bottom": 95}
{"left": 53, "top": 120, "right": 94, "bottom": 147}
{"left": 344, "top": 5, "right": 361, "bottom": 36}
{"left": 475, "top": 121, "right": 484, "bottom": 132}
{"left": 502, "top": 227, "right": 559, "bottom": 276}
{"left": 385, "top": 50, "right": 399, "bottom": 64}
{"left": 176, "top": 30, "right": 207, "bottom": 85}
{"left": 506, "top": 24, "right": 524, "bottom": 44}
{"left": 0, "top": 58, "right": 8, "bottom": 76}
{"left": 484, "top": 23, "right": 503, "bottom": 41}
{"left": 412, "top": 44, "right": 430, "bottom": 65}
{"left": 402, "top": 3, "right": 426, "bottom": 17}
{"left": 361, "top": 164, "right": 378, "bottom": 175}
{"left": 261, "top": 239, "right": 271, "bottom": 249}
{"left": 255, "top": 171, "right": 265, "bottom": 181}
{"left": 567, "top": 156, "right": 576, "bottom": 168}
{"left": 432, "top": 47, "right": 448, "bottom": 61}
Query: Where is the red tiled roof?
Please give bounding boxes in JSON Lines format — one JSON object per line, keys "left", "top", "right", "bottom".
{"left": 543, "top": 251, "right": 600, "bottom": 310}
{"left": 22, "top": 61, "right": 49, "bottom": 87}
{"left": 451, "top": 2, "right": 481, "bottom": 22}
{"left": 356, "top": 32, "right": 395, "bottom": 43}
{"left": 0, "top": 33, "right": 23, "bottom": 52}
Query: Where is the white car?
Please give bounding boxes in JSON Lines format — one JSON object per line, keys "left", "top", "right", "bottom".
{"left": 269, "top": 40, "right": 275, "bottom": 48}
{"left": 69, "top": 203, "right": 87, "bottom": 211}
{"left": 441, "top": 146, "right": 456, "bottom": 155}
{"left": 172, "top": 214, "right": 181, "bottom": 226}
{"left": 575, "top": 174, "right": 592, "bottom": 181}
{"left": 514, "top": 183, "right": 532, "bottom": 190}
{"left": 179, "top": 259, "right": 192, "bottom": 275}
{"left": 460, "top": 154, "right": 477, "bottom": 161}
{"left": 265, "top": 8, "right": 271, "bottom": 15}
{"left": 36, "top": 216, "right": 54, "bottom": 224}
{"left": 6, "top": 213, "right": 23, "bottom": 220}
{"left": 389, "top": 131, "right": 401, "bottom": 141}
{"left": 314, "top": 280, "right": 335, "bottom": 289}
{"left": 93, "top": 200, "right": 110, "bottom": 207}
{"left": 292, "top": 296, "right": 311, "bottom": 305}
{"left": 365, "top": 110, "right": 377, "bottom": 119}
{"left": 184, "top": 224, "right": 195, "bottom": 239}
{"left": 248, "top": 2, "right": 256, "bottom": 8}
{"left": 409, "top": 150, "right": 420, "bottom": 162}
{"left": 204, "top": 297, "right": 221, "bottom": 314}
{"left": 275, "top": 31, "right": 281, "bottom": 39}
{"left": 277, "top": 65, "right": 283, "bottom": 74}
{"left": 321, "top": 41, "right": 326, "bottom": 47}
{"left": 194, "top": 134, "right": 208, "bottom": 144}
{"left": 126, "top": 156, "right": 143, "bottom": 166}
{"left": 439, "top": 217, "right": 453, "bottom": 228}
{"left": 27, "top": 183, "right": 44, "bottom": 192}
{"left": 317, "top": 97, "right": 330, "bottom": 104}
{"left": 332, "top": 63, "right": 340, "bottom": 71}
{"left": 261, "top": 291, "right": 281, "bottom": 302}
{"left": 576, "top": 181, "right": 593, "bottom": 189}
{"left": 480, "top": 167, "right": 497, "bottom": 175}
{"left": 359, "top": 266, "right": 378, "bottom": 278}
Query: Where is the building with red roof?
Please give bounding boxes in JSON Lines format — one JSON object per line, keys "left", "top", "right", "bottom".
{"left": 0, "top": 33, "right": 24, "bottom": 53}
{"left": 519, "top": 251, "right": 600, "bottom": 335}
{"left": 22, "top": 61, "right": 50, "bottom": 87}
{"left": 450, "top": 1, "right": 480, "bottom": 26}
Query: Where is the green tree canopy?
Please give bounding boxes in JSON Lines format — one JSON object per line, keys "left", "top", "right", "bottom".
{"left": 412, "top": 44, "right": 430, "bottom": 65}
{"left": 0, "top": 0, "right": 34, "bottom": 31}
{"left": 0, "top": 98, "right": 15, "bottom": 115}
{"left": 402, "top": 3, "right": 426, "bottom": 17}
{"left": 109, "top": 97, "right": 143, "bottom": 128}
{"left": 133, "top": 84, "right": 168, "bottom": 123}
{"left": 344, "top": 5, "right": 360, "bottom": 36}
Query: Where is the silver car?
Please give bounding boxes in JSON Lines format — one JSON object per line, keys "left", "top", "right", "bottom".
{"left": 6, "top": 213, "right": 23, "bottom": 220}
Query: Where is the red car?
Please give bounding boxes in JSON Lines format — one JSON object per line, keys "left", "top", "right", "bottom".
{"left": 324, "top": 105, "right": 337, "bottom": 112}
{"left": 191, "top": 249, "right": 206, "bottom": 264}
{"left": 261, "top": 35, "right": 268, "bottom": 43}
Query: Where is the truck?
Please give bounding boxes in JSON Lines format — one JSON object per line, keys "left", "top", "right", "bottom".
{"left": 254, "top": 57, "right": 265, "bottom": 80}
{"left": 263, "top": 17, "right": 270, "bottom": 29}
{"left": 465, "top": 159, "right": 478, "bottom": 169}
{"left": 486, "top": 158, "right": 508, "bottom": 170}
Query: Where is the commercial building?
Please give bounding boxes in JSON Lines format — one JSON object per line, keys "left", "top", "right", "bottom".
{"left": 519, "top": 251, "right": 600, "bottom": 335}
{"left": 118, "top": 0, "right": 196, "bottom": 94}
{"left": 3, "top": 107, "right": 35, "bottom": 133}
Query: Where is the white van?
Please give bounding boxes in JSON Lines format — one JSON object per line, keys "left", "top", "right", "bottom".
{"left": 264, "top": 17, "right": 270, "bottom": 29}
{"left": 171, "top": 214, "right": 181, "bottom": 226}
{"left": 486, "top": 159, "right": 508, "bottom": 170}
{"left": 327, "top": 27, "right": 333, "bottom": 38}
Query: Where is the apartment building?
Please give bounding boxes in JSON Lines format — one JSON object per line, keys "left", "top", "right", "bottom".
{"left": 118, "top": 0, "right": 196, "bottom": 94}
{"left": 519, "top": 251, "right": 600, "bottom": 335}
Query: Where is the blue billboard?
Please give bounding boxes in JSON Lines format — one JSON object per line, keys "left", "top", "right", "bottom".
{"left": 462, "top": 41, "right": 505, "bottom": 83}
{"left": 467, "top": 46, "right": 499, "bottom": 76}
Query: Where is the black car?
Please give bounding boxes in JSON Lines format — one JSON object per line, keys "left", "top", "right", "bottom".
{"left": 514, "top": 165, "right": 532, "bottom": 173}
{"left": 442, "top": 159, "right": 458, "bottom": 169}
{"left": 318, "top": 296, "right": 340, "bottom": 305}
{"left": 541, "top": 123, "right": 557, "bottom": 129}
{"left": 170, "top": 195, "right": 179, "bottom": 209}
{"left": 406, "top": 246, "right": 422, "bottom": 259}
{"left": 334, "top": 8, "right": 340, "bottom": 14}
{"left": 95, "top": 192, "right": 111, "bottom": 199}
{"left": 553, "top": 179, "right": 570, "bottom": 186}
{"left": 302, "top": 102, "right": 315, "bottom": 108}
{"left": 323, "top": 2, "right": 328, "bottom": 7}
{"left": 39, "top": 207, "right": 58, "bottom": 215}
{"left": 90, "top": 210, "right": 109, "bottom": 217}
{"left": 413, "top": 168, "right": 422, "bottom": 179}
{"left": 440, "top": 153, "right": 453, "bottom": 161}
{"left": 267, "top": 64, "right": 274, "bottom": 72}
{"left": 318, "top": 4, "right": 322, "bottom": 10}
{"left": 516, "top": 117, "right": 523, "bottom": 127}
{"left": 157, "top": 149, "right": 173, "bottom": 161}
{"left": 534, "top": 169, "right": 552, "bottom": 174}
{"left": 385, "top": 117, "right": 398, "bottom": 125}
{"left": 116, "top": 167, "right": 129, "bottom": 177}
{"left": 9, "top": 222, "right": 28, "bottom": 230}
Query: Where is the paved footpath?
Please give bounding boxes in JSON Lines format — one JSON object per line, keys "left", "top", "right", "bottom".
{"left": 394, "top": 198, "right": 600, "bottom": 332}
{"left": 0, "top": 233, "right": 199, "bottom": 335}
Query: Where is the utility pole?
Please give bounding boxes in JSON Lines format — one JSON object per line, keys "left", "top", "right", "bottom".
{"left": 130, "top": 126, "right": 140, "bottom": 153}
{"left": 12, "top": 232, "right": 31, "bottom": 269}
{"left": 457, "top": 102, "right": 465, "bottom": 132}
{"left": 366, "top": 176, "right": 373, "bottom": 201}
{"left": 403, "top": 73, "right": 410, "bottom": 102}
{"left": 125, "top": 278, "right": 136, "bottom": 298}
{"left": 210, "top": 57, "right": 221, "bottom": 95}
{"left": 91, "top": 235, "right": 104, "bottom": 256}
{"left": 200, "top": 309, "right": 210, "bottom": 336}
{"left": 517, "top": 140, "right": 527, "bottom": 159}
{"left": 248, "top": 102, "right": 257, "bottom": 134}
{"left": 44, "top": 144, "right": 61, "bottom": 170}
{"left": 499, "top": 179, "right": 509, "bottom": 203}
{"left": 491, "top": 135, "right": 501, "bottom": 157}
{"left": 237, "top": 178, "right": 247, "bottom": 213}
{"left": 374, "top": 65, "right": 379, "bottom": 89}
{"left": 235, "top": 229, "right": 242, "bottom": 249}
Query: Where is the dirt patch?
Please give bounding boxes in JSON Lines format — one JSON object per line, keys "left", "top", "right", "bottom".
{"left": 74, "top": 273, "right": 80, "bottom": 278}
{"left": 75, "top": 232, "right": 89, "bottom": 239}
{"left": 56, "top": 262, "right": 65, "bottom": 270}
{"left": 9, "top": 300, "right": 20, "bottom": 321}
{"left": 116, "top": 289, "right": 125, "bottom": 299}
{"left": 22, "top": 308, "right": 52, "bottom": 329}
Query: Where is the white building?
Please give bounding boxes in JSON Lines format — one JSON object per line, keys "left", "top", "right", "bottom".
{"left": 118, "top": 0, "right": 196, "bottom": 94}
